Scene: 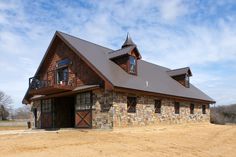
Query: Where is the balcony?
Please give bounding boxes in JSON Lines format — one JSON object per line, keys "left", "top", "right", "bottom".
{"left": 28, "top": 70, "right": 77, "bottom": 95}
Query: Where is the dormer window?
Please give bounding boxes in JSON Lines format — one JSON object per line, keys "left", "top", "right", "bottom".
{"left": 129, "top": 56, "right": 137, "bottom": 74}
{"left": 108, "top": 33, "right": 141, "bottom": 75}
{"left": 167, "top": 67, "right": 192, "bottom": 88}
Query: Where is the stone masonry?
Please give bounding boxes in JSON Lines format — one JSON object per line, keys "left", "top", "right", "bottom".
{"left": 31, "top": 90, "right": 210, "bottom": 129}
{"left": 92, "top": 91, "right": 210, "bottom": 129}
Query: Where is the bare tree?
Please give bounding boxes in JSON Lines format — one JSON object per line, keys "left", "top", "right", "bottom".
{"left": 13, "top": 106, "right": 31, "bottom": 119}
{"left": 0, "top": 91, "right": 13, "bottom": 120}
{"left": 210, "top": 104, "right": 236, "bottom": 124}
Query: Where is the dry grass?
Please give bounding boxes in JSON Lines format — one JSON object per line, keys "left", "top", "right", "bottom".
{"left": 0, "top": 123, "right": 235, "bottom": 157}
{"left": 0, "top": 126, "right": 27, "bottom": 131}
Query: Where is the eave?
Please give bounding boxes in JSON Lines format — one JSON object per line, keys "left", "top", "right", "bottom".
{"left": 113, "top": 86, "right": 216, "bottom": 104}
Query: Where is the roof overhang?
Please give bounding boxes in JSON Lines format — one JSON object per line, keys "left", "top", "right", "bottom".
{"left": 29, "top": 85, "right": 100, "bottom": 102}
{"left": 113, "top": 86, "right": 216, "bottom": 104}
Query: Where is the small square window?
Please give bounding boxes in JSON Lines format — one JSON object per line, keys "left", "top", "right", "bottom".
{"left": 190, "top": 104, "right": 194, "bottom": 114}
{"left": 127, "top": 97, "right": 137, "bottom": 113}
{"left": 202, "top": 105, "right": 206, "bottom": 114}
{"left": 174, "top": 102, "right": 180, "bottom": 114}
{"left": 155, "top": 100, "right": 161, "bottom": 113}
{"left": 42, "top": 99, "right": 52, "bottom": 113}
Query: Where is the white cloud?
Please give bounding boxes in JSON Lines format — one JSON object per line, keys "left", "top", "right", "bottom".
{"left": 0, "top": 0, "right": 236, "bottom": 107}
{"left": 157, "top": 0, "right": 189, "bottom": 21}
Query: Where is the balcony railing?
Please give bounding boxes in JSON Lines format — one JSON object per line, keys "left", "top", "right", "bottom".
{"left": 29, "top": 70, "right": 77, "bottom": 90}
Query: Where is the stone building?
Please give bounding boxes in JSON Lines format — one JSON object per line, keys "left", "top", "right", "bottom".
{"left": 22, "top": 31, "right": 215, "bottom": 129}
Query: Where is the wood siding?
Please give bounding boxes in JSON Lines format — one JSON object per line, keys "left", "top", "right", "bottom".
{"left": 38, "top": 37, "right": 103, "bottom": 87}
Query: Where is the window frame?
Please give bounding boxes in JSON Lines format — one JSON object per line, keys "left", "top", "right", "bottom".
{"left": 202, "top": 105, "right": 206, "bottom": 114}
{"left": 127, "top": 96, "right": 137, "bottom": 113}
{"left": 75, "top": 92, "right": 92, "bottom": 110}
{"left": 190, "top": 103, "right": 194, "bottom": 114}
{"left": 56, "top": 58, "right": 72, "bottom": 68}
{"left": 185, "top": 75, "right": 190, "bottom": 88}
{"left": 174, "top": 102, "right": 180, "bottom": 114}
{"left": 41, "top": 99, "right": 52, "bottom": 113}
{"left": 56, "top": 67, "right": 69, "bottom": 84}
{"left": 128, "top": 56, "right": 137, "bottom": 74}
{"left": 154, "top": 100, "right": 162, "bottom": 113}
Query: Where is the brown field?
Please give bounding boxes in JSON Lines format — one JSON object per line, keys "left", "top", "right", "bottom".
{"left": 0, "top": 123, "right": 235, "bottom": 157}
{"left": 0, "top": 126, "right": 27, "bottom": 131}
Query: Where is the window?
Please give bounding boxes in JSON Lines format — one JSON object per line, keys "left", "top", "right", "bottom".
{"left": 56, "top": 67, "right": 68, "bottom": 84}
{"left": 185, "top": 76, "right": 190, "bottom": 88}
{"left": 75, "top": 92, "right": 91, "bottom": 110}
{"left": 202, "top": 105, "right": 206, "bottom": 114}
{"left": 42, "top": 99, "right": 52, "bottom": 113}
{"left": 129, "top": 56, "right": 137, "bottom": 74}
{"left": 174, "top": 102, "right": 180, "bottom": 114}
{"left": 154, "top": 100, "right": 161, "bottom": 113}
{"left": 57, "top": 58, "right": 71, "bottom": 68}
{"left": 190, "top": 103, "right": 194, "bottom": 114}
{"left": 127, "top": 97, "right": 137, "bottom": 113}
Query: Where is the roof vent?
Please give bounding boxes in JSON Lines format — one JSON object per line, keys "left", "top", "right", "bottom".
{"left": 146, "top": 81, "right": 149, "bottom": 87}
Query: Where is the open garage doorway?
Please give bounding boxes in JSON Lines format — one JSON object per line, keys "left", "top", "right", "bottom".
{"left": 53, "top": 96, "right": 75, "bottom": 128}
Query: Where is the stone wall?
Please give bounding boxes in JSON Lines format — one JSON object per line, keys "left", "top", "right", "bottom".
{"left": 30, "top": 90, "right": 210, "bottom": 129}
{"left": 112, "top": 92, "right": 210, "bottom": 127}
{"left": 91, "top": 90, "right": 113, "bottom": 129}
{"left": 31, "top": 100, "right": 41, "bottom": 128}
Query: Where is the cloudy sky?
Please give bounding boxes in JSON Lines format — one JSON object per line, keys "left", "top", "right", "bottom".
{"left": 0, "top": 0, "right": 236, "bottom": 108}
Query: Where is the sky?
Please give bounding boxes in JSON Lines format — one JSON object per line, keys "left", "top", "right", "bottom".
{"left": 0, "top": 0, "right": 236, "bottom": 108}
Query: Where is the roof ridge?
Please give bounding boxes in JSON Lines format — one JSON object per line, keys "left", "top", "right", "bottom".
{"left": 57, "top": 31, "right": 114, "bottom": 52}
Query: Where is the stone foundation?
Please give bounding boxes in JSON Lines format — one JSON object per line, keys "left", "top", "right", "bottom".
{"left": 112, "top": 92, "right": 210, "bottom": 127}
{"left": 30, "top": 90, "right": 210, "bottom": 129}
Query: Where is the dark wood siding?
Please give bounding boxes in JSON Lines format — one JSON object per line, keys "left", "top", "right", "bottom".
{"left": 38, "top": 37, "right": 103, "bottom": 87}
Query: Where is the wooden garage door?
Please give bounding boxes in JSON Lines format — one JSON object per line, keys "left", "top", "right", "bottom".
{"left": 41, "top": 99, "right": 52, "bottom": 128}
{"left": 75, "top": 92, "right": 92, "bottom": 128}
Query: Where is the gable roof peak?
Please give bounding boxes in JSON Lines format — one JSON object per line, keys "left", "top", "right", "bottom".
{"left": 122, "top": 33, "right": 136, "bottom": 48}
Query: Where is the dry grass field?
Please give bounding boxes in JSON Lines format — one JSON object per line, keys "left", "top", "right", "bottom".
{"left": 0, "top": 123, "right": 235, "bottom": 157}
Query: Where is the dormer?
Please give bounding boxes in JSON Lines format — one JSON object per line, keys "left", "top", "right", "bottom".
{"left": 167, "top": 67, "right": 192, "bottom": 88}
{"left": 108, "top": 34, "right": 141, "bottom": 75}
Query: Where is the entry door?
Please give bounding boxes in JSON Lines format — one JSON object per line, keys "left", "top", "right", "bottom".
{"left": 75, "top": 92, "right": 92, "bottom": 128}
{"left": 41, "top": 99, "right": 52, "bottom": 128}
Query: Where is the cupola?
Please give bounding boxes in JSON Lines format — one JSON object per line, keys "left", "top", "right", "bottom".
{"left": 121, "top": 33, "right": 137, "bottom": 48}
{"left": 108, "top": 33, "right": 142, "bottom": 75}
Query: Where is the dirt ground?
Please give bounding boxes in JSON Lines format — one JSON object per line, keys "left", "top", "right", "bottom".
{"left": 0, "top": 123, "right": 235, "bottom": 157}
{"left": 0, "top": 126, "right": 27, "bottom": 131}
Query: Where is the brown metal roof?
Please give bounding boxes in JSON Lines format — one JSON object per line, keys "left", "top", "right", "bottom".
{"left": 122, "top": 33, "right": 136, "bottom": 48}
{"left": 57, "top": 31, "right": 214, "bottom": 103}
{"left": 108, "top": 46, "right": 135, "bottom": 59}
{"left": 167, "top": 67, "right": 192, "bottom": 77}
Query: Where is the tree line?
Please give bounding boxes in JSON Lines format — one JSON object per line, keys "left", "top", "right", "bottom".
{"left": 0, "top": 90, "right": 30, "bottom": 120}
{"left": 210, "top": 104, "right": 236, "bottom": 124}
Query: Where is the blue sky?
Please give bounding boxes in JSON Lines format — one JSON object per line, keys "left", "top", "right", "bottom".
{"left": 0, "top": 0, "right": 236, "bottom": 108}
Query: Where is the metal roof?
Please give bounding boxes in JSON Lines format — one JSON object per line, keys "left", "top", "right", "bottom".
{"left": 122, "top": 33, "right": 136, "bottom": 48}
{"left": 57, "top": 31, "right": 214, "bottom": 103}
{"left": 167, "top": 67, "right": 192, "bottom": 77}
{"left": 108, "top": 46, "right": 135, "bottom": 59}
